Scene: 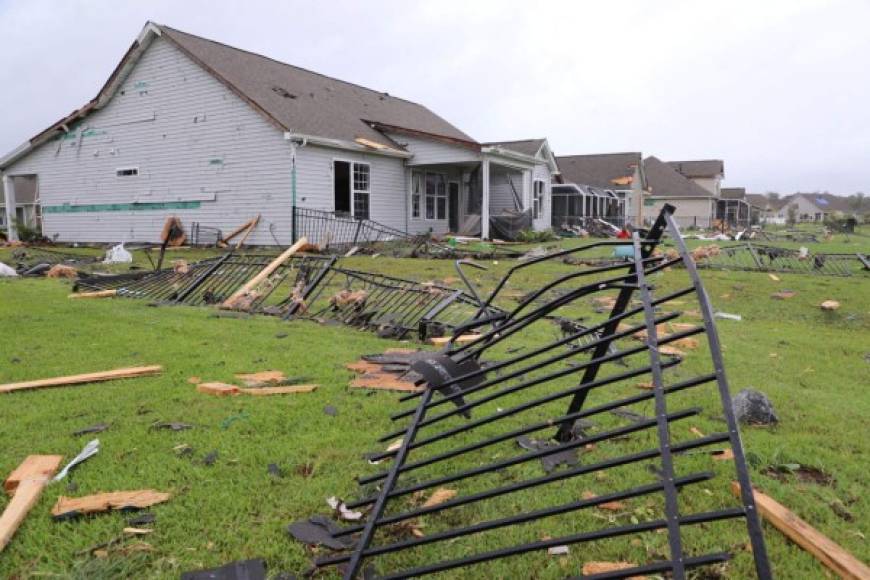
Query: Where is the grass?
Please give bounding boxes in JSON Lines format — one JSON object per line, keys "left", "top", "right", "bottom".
{"left": 0, "top": 233, "right": 868, "bottom": 579}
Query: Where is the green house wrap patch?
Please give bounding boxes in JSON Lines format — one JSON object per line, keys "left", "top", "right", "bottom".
{"left": 44, "top": 201, "right": 201, "bottom": 213}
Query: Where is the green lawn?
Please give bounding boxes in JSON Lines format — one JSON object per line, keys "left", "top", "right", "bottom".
{"left": 0, "top": 237, "right": 868, "bottom": 579}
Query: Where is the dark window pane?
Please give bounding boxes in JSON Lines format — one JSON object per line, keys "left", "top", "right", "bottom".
{"left": 354, "top": 192, "right": 370, "bottom": 220}
{"left": 437, "top": 197, "right": 446, "bottom": 220}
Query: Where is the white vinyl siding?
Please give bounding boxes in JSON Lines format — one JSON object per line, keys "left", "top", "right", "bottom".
{"left": 387, "top": 133, "right": 480, "bottom": 166}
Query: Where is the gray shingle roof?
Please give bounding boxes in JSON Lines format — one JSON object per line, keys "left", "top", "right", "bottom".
{"left": 483, "top": 139, "right": 546, "bottom": 157}
{"left": 720, "top": 187, "right": 746, "bottom": 200}
{"left": 555, "top": 153, "right": 641, "bottom": 189}
{"left": 159, "top": 25, "right": 475, "bottom": 146}
{"left": 667, "top": 159, "right": 724, "bottom": 178}
{"left": 644, "top": 156, "right": 715, "bottom": 198}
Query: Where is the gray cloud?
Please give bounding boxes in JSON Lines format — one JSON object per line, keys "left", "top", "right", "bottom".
{"left": 1, "top": 0, "right": 867, "bottom": 193}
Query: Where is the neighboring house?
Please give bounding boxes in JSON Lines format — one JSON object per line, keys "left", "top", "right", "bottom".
{"left": 0, "top": 22, "right": 557, "bottom": 243}
{"left": 667, "top": 159, "right": 724, "bottom": 197}
{"left": 0, "top": 175, "right": 39, "bottom": 232}
{"left": 643, "top": 156, "right": 719, "bottom": 228}
{"left": 771, "top": 193, "right": 866, "bottom": 223}
{"left": 554, "top": 152, "right": 644, "bottom": 225}
{"left": 745, "top": 194, "right": 786, "bottom": 224}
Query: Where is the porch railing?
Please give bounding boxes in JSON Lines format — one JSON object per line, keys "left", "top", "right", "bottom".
{"left": 292, "top": 206, "right": 417, "bottom": 250}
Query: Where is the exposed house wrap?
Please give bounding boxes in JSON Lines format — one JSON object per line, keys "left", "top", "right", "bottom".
{"left": 3, "top": 22, "right": 559, "bottom": 243}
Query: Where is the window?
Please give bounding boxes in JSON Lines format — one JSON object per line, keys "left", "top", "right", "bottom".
{"left": 533, "top": 180, "right": 545, "bottom": 219}
{"left": 411, "top": 171, "right": 423, "bottom": 218}
{"left": 425, "top": 172, "right": 447, "bottom": 220}
{"left": 353, "top": 163, "right": 370, "bottom": 220}
{"left": 116, "top": 167, "right": 139, "bottom": 177}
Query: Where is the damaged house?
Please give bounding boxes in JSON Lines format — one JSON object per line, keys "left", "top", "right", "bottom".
{"left": 0, "top": 22, "right": 558, "bottom": 244}
{"left": 553, "top": 152, "right": 644, "bottom": 227}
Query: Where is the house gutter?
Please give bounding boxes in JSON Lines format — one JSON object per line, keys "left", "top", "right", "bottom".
{"left": 284, "top": 132, "right": 411, "bottom": 159}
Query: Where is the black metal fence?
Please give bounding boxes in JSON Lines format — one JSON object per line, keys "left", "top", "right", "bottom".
{"left": 292, "top": 207, "right": 416, "bottom": 251}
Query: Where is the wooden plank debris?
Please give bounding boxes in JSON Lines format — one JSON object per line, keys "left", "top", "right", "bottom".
{"left": 0, "top": 455, "right": 63, "bottom": 552}
{"left": 0, "top": 365, "right": 162, "bottom": 395}
{"left": 235, "top": 370, "right": 286, "bottom": 386}
{"left": 732, "top": 482, "right": 870, "bottom": 579}
{"left": 428, "top": 334, "right": 483, "bottom": 346}
{"left": 222, "top": 237, "right": 308, "bottom": 310}
{"left": 69, "top": 289, "right": 118, "bottom": 299}
{"left": 52, "top": 490, "right": 171, "bottom": 519}
{"left": 196, "top": 382, "right": 240, "bottom": 396}
{"left": 240, "top": 385, "right": 318, "bottom": 396}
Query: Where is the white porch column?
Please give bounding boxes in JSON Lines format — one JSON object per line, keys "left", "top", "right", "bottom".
{"left": 522, "top": 169, "right": 531, "bottom": 211}
{"left": 481, "top": 158, "right": 491, "bottom": 239}
{"left": 2, "top": 174, "right": 16, "bottom": 241}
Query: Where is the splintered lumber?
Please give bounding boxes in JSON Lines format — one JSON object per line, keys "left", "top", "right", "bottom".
{"left": 52, "top": 490, "right": 171, "bottom": 519}
{"left": 196, "top": 382, "right": 240, "bottom": 396}
{"left": 732, "top": 482, "right": 870, "bottom": 579}
{"left": 222, "top": 237, "right": 308, "bottom": 309}
{"left": 240, "top": 385, "right": 318, "bottom": 396}
{"left": 220, "top": 215, "right": 260, "bottom": 245}
{"left": 0, "top": 455, "right": 63, "bottom": 552}
{"left": 69, "top": 289, "right": 117, "bottom": 299}
{"left": 234, "top": 215, "right": 260, "bottom": 248}
{"left": 235, "top": 370, "right": 286, "bottom": 386}
{"left": 350, "top": 375, "right": 422, "bottom": 393}
{"left": 428, "top": 334, "right": 483, "bottom": 346}
{"left": 0, "top": 365, "right": 162, "bottom": 395}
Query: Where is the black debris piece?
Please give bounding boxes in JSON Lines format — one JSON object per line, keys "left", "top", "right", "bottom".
{"left": 72, "top": 422, "right": 110, "bottom": 437}
{"left": 732, "top": 389, "right": 778, "bottom": 425}
{"left": 152, "top": 421, "right": 194, "bottom": 431}
{"left": 287, "top": 515, "right": 357, "bottom": 550}
{"left": 516, "top": 436, "right": 580, "bottom": 473}
{"left": 268, "top": 463, "right": 284, "bottom": 478}
{"left": 128, "top": 512, "right": 156, "bottom": 526}
{"left": 65, "top": 481, "right": 78, "bottom": 493}
{"left": 275, "top": 332, "right": 289, "bottom": 339}
{"left": 181, "top": 558, "right": 267, "bottom": 580}
{"left": 324, "top": 405, "right": 339, "bottom": 417}
{"left": 203, "top": 451, "right": 219, "bottom": 466}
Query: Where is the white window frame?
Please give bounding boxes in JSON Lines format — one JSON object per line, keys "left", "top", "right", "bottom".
{"left": 333, "top": 158, "right": 371, "bottom": 219}
{"left": 352, "top": 162, "right": 371, "bottom": 220}
{"left": 533, "top": 179, "right": 546, "bottom": 219}
{"left": 411, "top": 170, "right": 423, "bottom": 219}
{"left": 116, "top": 166, "right": 139, "bottom": 177}
{"left": 424, "top": 171, "right": 448, "bottom": 221}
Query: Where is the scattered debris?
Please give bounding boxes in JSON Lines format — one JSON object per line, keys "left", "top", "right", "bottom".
{"left": 820, "top": 300, "right": 841, "bottom": 311}
{"left": 72, "top": 423, "right": 110, "bottom": 437}
{"left": 547, "top": 544, "right": 570, "bottom": 556}
{"left": 0, "top": 365, "right": 162, "bottom": 395}
{"left": 241, "top": 385, "right": 317, "bottom": 396}
{"left": 181, "top": 558, "right": 267, "bottom": 580}
{"left": 267, "top": 463, "right": 284, "bottom": 478}
{"left": 762, "top": 464, "right": 834, "bottom": 486}
{"left": 52, "top": 490, "right": 171, "bottom": 519}
{"left": 422, "top": 488, "right": 457, "bottom": 508}
{"left": 127, "top": 512, "right": 156, "bottom": 526}
{"left": 714, "top": 311, "right": 742, "bottom": 321}
{"left": 123, "top": 527, "right": 153, "bottom": 535}
{"left": 581, "top": 561, "right": 642, "bottom": 576}
{"left": 0, "top": 262, "right": 18, "bottom": 277}
{"left": 713, "top": 449, "right": 735, "bottom": 461}
{"left": 235, "top": 370, "right": 286, "bottom": 386}
{"left": 347, "top": 353, "right": 425, "bottom": 393}
{"left": 46, "top": 264, "right": 78, "bottom": 278}
{"left": 52, "top": 439, "right": 100, "bottom": 482}
{"left": 323, "top": 405, "right": 338, "bottom": 417}
{"left": 768, "top": 273, "right": 781, "bottom": 281}
{"left": 197, "top": 382, "right": 240, "bottom": 397}
{"left": 0, "top": 455, "right": 63, "bottom": 552}
{"left": 172, "top": 259, "right": 190, "bottom": 275}
{"left": 732, "top": 482, "right": 870, "bottom": 580}
{"left": 203, "top": 451, "right": 219, "bottom": 466}
{"left": 68, "top": 289, "right": 118, "bottom": 299}
{"left": 582, "top": 491, "right": 627, "bottom": 512}
{"left": 287, "top": 515, "right": 357, "bottom": 549}
{"left": 327, "top": 496, "right": 364, "bottom": 521}
{"left": 222, "top": 238, "right": 309, "bottom": 310}
{"left": 152, "top": 421, "right": 193, "bottom": 431}
{"left": 103, "top": 243, "right": 133, "bottom": 264}
{"left": 427, "top": 334, "right": 483, "bottom": 346}
{"left": 732, "top": 389, "right": 778, "bottom": 425}
{"left": 187, "top": 376, "right": 202, "bottom": 385}
{"left": 771, "top": 290, "right": 797, "bottom": 300}
{"left": 829, "top": 499, "right": 855, "bottom": 522}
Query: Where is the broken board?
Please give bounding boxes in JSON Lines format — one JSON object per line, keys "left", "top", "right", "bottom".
{"left": 732, "top": 482, "right": 870, "bottom": 579}
{"left": 52, "top": 490, "right": 171, "bottom": 519}
{"left": 0, "top": 365, "right": 162, "bottom": 394}
{"left": 1, "top": 455, "right": 63, "bottom": 552}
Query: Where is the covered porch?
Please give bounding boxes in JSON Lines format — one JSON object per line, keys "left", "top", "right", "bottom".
{"left": 551, "top": 183, "right": 625, "bottom": 232}
{"left": 715, "top": 198, "right": 752, "bottom": 229}
{"left": 1, "top": 174, "right": 40, "bottom": 240}
{"left": 407, "top": 155, "right": 537, "bottom": 240}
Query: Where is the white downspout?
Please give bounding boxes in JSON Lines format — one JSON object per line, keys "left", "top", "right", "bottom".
{"left": 481, "top": 157, "right": 491, "bottom": 239}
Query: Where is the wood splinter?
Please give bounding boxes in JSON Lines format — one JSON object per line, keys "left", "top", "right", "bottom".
{"left": 0, "top": 455, "right": 64, "bottom": 552}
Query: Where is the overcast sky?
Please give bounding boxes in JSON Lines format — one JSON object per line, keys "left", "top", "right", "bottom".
{"left": 1, "top": 0, "right": 868, "bottom": 194}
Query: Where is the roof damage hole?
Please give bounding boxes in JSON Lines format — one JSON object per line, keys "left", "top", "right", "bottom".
{"left": 272, "top": 86, "right": 297, "bottom": 99}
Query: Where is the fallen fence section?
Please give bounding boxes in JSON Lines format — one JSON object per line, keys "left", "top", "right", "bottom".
{"left": 304, "top": 204, "right": 771, "bottom": 580}
{"left": 692, "top": 242, "right": 868, "bottom": 277}
{"left": 74, "top": 251, "right": 496, "bottom": 341}
{"left": 8, "top": 247, "right": 101, "bottom": 275}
